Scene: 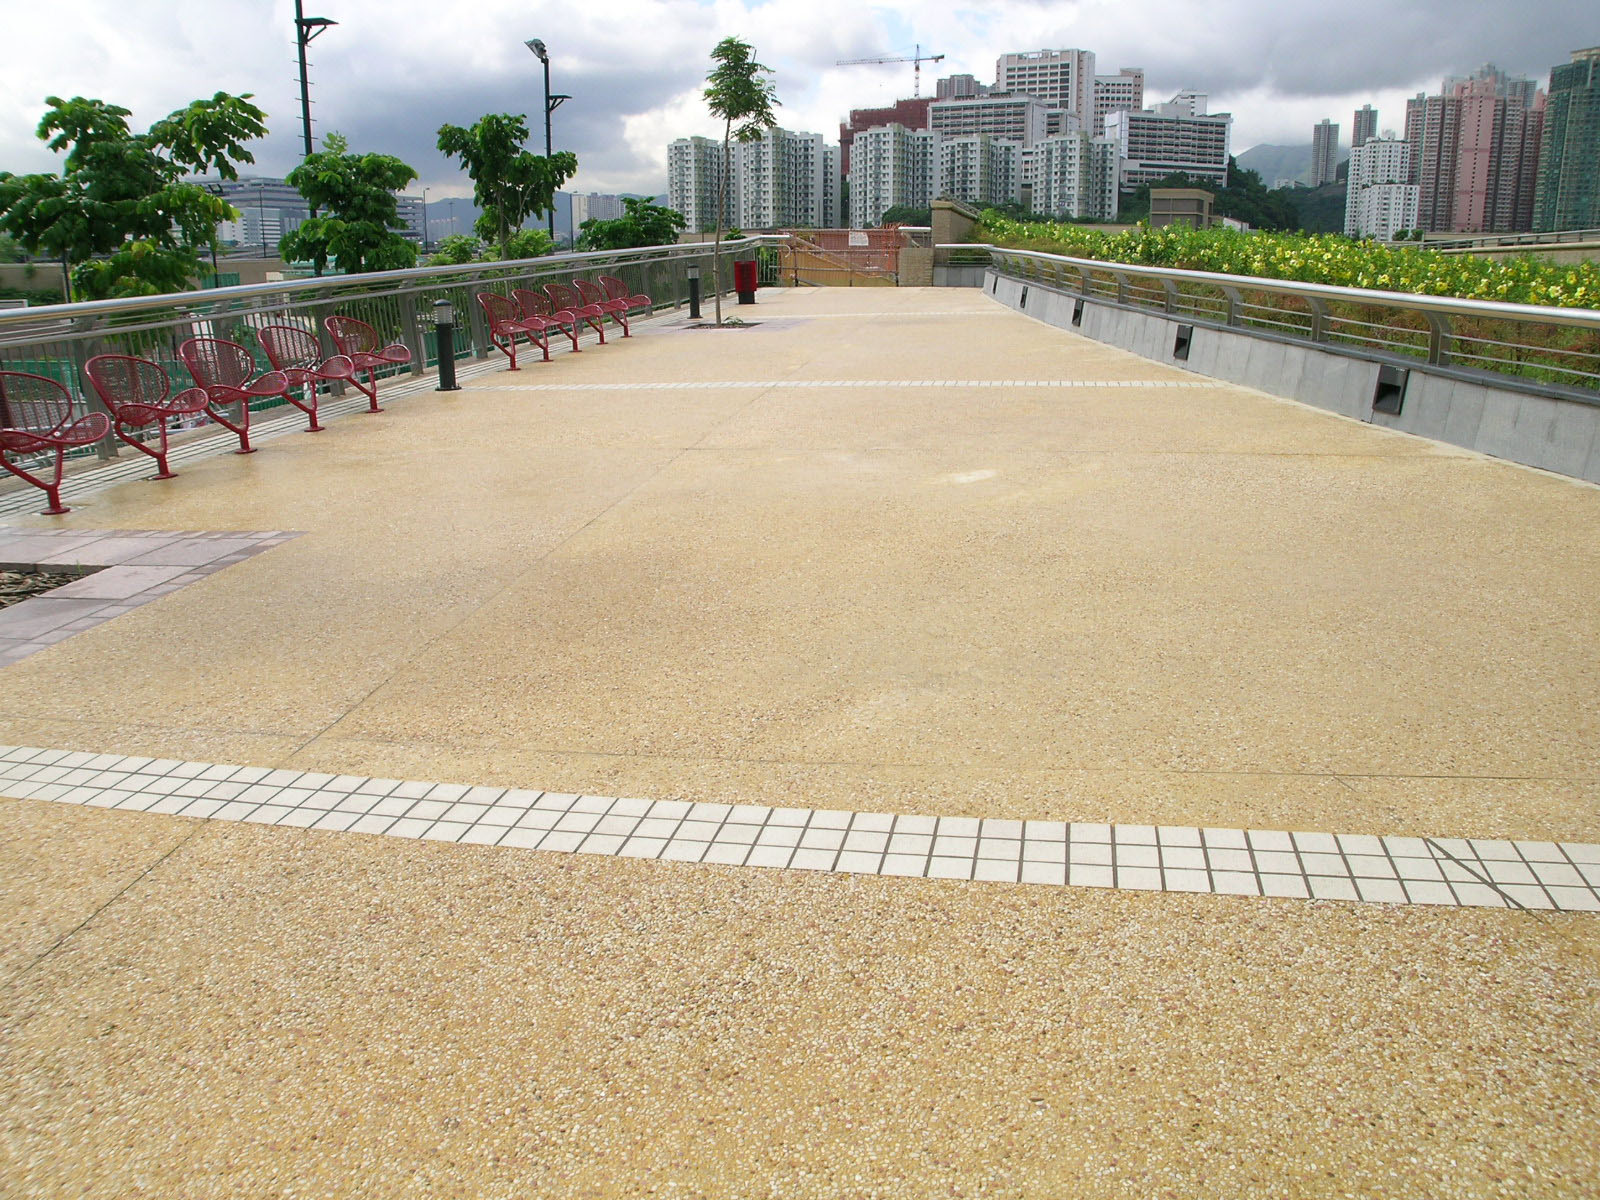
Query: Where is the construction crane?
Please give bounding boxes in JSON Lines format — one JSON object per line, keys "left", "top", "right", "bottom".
{"left": 835, "top": 44, "right": 946, "bottom": 98}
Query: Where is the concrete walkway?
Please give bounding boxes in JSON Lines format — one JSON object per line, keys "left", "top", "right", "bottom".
{"left": 2, "top": 288, "right": 1597, "bottom": 1197}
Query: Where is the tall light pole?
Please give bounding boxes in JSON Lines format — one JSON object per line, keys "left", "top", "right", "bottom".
{"left": 294, "top": 1, "right": 337, "bottom": 160}
{"left": 525, "top": 38, "right": 570, "bottom": 239}
{"left": 420, "top": 187, "right": 430, "bottom": 252}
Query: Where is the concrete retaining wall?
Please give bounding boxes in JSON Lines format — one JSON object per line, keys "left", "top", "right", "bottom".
{"left": 988, "top": 271, "right": 1600, "bottom": 484}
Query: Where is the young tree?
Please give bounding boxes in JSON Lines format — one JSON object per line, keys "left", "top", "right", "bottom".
{"left": 704, "top": 37, "right": 779, "bottom": 324}
{"left": 575, "top": 198, "right": 686, "bottom": 251}
{"left": 0, "top": 92, "right": 267, "bottom": 300}
{"left": 278, "top": 133, "right": 419, "bottom": 275}
{"left": 436, "top": 114, "right": 577, "bottom": 257}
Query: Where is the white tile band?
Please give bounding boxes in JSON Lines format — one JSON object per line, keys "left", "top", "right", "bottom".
{"left": 2, "top": 745, "right": 1596, "bottom": 914}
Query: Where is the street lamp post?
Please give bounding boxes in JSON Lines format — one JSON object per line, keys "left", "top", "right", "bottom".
{"left": 421, "top": 187, "right": 430, "bottom": 253}
{"left": 294, "top": 0, "right": 337, "bottom": 160}
{"left": 525, "top": 38, "right": 570, "bottom": 239}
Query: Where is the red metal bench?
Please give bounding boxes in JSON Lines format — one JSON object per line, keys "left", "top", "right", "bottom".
{"left": 84, "top": 355, "right": 210, "bottom": 480}
{"left": 544, "top": 282, "right": 608, "bottom": 347}
{"left": 477, "top": 292, "right": 551, "bottom": 370}
{"left": 0, "top": 371, "right": 112, "bottom": 514}
{"left": 258, "top": 325, "right": 356, "bottom": 432}
{"left": 323, "top": 316, "right": 411, "bottom": 412}
{"left": 512, "top": 289, "right": 582, "bottom": 355}
{"left": 599, "top": 275, "right": 653, "bottom": 324}
{"left": 177, "top": 337, "right": 289, "bottom": 455}
{"left": 574, "top": 278, "right": 636, "bottom": 337}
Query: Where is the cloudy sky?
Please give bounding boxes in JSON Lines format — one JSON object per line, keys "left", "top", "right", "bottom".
{"left": 1, "top": 0, "right": 1593, "bottom": 198}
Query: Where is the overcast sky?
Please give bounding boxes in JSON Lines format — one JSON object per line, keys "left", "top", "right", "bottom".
{"left": 1, "top": 0, "right": 1593, "bottom": 198}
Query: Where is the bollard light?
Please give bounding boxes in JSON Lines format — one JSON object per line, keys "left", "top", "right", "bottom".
{"left": 686, "top": 262, "right": 701, "bottom": 320}
{"left": 433, "top": 298, "right": 461, "bottom": 391}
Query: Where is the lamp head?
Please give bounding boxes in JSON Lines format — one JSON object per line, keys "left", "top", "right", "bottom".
{"left": 526, "top": 38, "right": 548, "bottom": 62}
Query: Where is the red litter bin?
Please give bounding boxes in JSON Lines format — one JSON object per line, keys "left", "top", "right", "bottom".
{"left": 734, "top": 258, "right": 758, "bottom": 304}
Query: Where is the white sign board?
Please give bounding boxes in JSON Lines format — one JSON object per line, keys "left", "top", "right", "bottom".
{"left": 848, "top": 232, "right": 869, "bottom": 247}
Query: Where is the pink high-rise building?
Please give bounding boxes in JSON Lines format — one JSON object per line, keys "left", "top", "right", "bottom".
{"left": 1407, "top": 66, "right": 1545, "bottom": 233}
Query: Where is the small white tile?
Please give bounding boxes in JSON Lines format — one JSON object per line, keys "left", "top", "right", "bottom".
{"left": 848, "top": 812, "right": 895, "bottom": 833}
{"left": 702, "top": 843, "right": 750, "bottom": 866}
{"left": 928, "top": 857, "right": 975, "bottom": 880}
{"left": 1068, "top": 841, "right": 1112, "bottom": 866}
{"left": 1114, "top": 824, "right": 1156, "bottom": 845}
{"left": 610, "top": 796, "right": 654, "bottom": 818}
{"left": 1561, "top": 843, "right": 1600, "bottom": 865}
{"left": 746, "top": 844, "right": 793, "bottom": 868}
{"left": 880, "top": 853, "right": 927, "bottom": 877}
{"left": 498, "top": 827, "right": 547, "bottom": 850}
{"left": 1401, "top": 880, "right": 1457, "bottom": 906}
{"left": 660, "top": 840, "right": 709, "bottom": 863}
{"left": 799, "top": 828, "right": 845, "bottom": 851}
{"left": 540, "top": 830, "right": 587, "bottom": 853}
{"left": 578, "top": 833, "right": 626, "bottom": 856}
{"left": 633, "top": 817, "right": 681, "bottom": 839}
{"left": 728, "top": 803, "right": 771, "bottom": 824}
{"left": 1117, "top": 866, "right": 1162, "bottom": 890}
{"left": 572, "top": 795, "right": 614, "bottom": 815}
{"left": 1019, "top": 861, "right": 1066, "bottom": 886}
{"left": 976, "top": 838, "right": 1021, "bottom": 861}
{"left": 1579, "top": 863, "right": 1600, "bottom": 886}
{"left": 1355, "top": 878, "right": 1408, "bottom": 904}
{"left": 886, "top": 832, "right": 932, "bottom": 855}
{"left": 1114, "top": 844, "right": 1158, "bottom": 869}
{"left": 1308, "top": 876, "right": 1358, "bottom": 901}
{"left": 1336, "top": 834, "right": 1384, "bottom": 856}
{"left": 1469, "top": 839, "right": 1519, "bottom": 861}
{"left": 1069, "top": 822, "right": 1111, "bottom": 842}
{"left": 1529, "top": 861, "right": 1584, "bottom": 887}
{"left": 1394, "top": 856, "right": 1445, "bottom": 882}
{"left": 1206, "top": 847, "right": 1252, "bottom": 872}
{"left": 766, "top": 806, "right": 811, "bottom": 826}
{"left": 1254, "top": 850, "right": 1300, "bottom": 875}
{"left": 1212, "top": 871, "right": 1260, "bottom": 896}
{"left": 756, "top": 825, "right": 804, "bottom": 848}
{"left": 938, "top": 817, "right": 980, "bottom": 837}
{"left": 807, "top": 809, "right": 852, "bottom": 829}
{"left": 1347, "top": 854, "right": 1397, "bottom": 879}
{"left": 535, "top": 791, "right": 579, "bottom": 811}
{"left": 1157, "top": 826, "right": 1202, "bottom": 847}
{"left": 932, "top": 835, "right": 976, "bottom": 857}
{"left": 348, "top": 813, "right": 394, "bottom": 834}
{"left": 789, "top": 848, "right": 836, "bottom": 871}
{"left": 312, "top": 811, "right": 361, "bottom": 832}
{"left": 1022, "top": 840, "right": 1066, "bottom": 863}
{"left": 456, "top": 825, "right": 505, "bottom": 846}
{"left": 618, "top": 837, "right": 667, "bottom": 859}
{"left": 835, "top": 850, "right": 884, "bottom": 874}
{"left": 1260, "top": 874, "right": 1310, "bottom": 899}
{"left": 1482, "top": 860, "right": 1536, "bottom": 885}
{"left": 982, "top": 818, "right": 1023, "bottom": 839}
{"left": 1161, "top": 846, "right": 1206, "bottom": 871}
{"left": 1163, "top": 868, "right": 1210, "bottom": 893}
{"left": 894, "top": 815, "right": 937, "bottom": 835}
{"left": 1431, "top": 837, "right": 1472, "bottom": 859}
{"left": 552, "top": 811, "right": 602, "bottom": 834}
{"left": 1498, "top": 884, "right": 1554, "bottom": 910}
{"left": 386, "top": 818, "right": 433, "bottom": 839}
{"left": 591, "top": 814, "right": 640, "bottom": 837}
{"left": 1247, "top": 829, "right": 1294, "bottom": 852}
{"left": 713, "top": 823, "right": 761, "bottom": 845}
{"left": 278, "top": 808, "right": 324, "bottom": 829}
{"left": 1068, "top": 863, "right": 1114, "bottom": 889}
{"left": 407, "top": 800, "right": 451, "bottom": 821}
{"left": 1448, "top": 882, "right": 1505, "bottom": 908}
{"left": 1512, "top": 841, "right": 1565, "bottom": 862}
{"left": 975, "top": 859, "right": 1020, "bottom": 883}
{"left": 1547, "top": 887, "right": 1600, "bottom": 912}
{"left": 677, "top": 819, "right": 723, "bottom": 842}
{"left": 1025, "top": 820, "right": 1067, "bottom": 841}
{"left": 370, "top": 795, "right": 417, "bottom": 818}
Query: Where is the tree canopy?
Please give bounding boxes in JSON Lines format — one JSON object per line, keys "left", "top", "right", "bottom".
{"left": 575, "top": 198, "right": 686, "bottom": 251}
{"left": 437, "top": 114, "right": 577, "bottom": 257}
{"left": 278, "top": 133, "right": 419, "bottom": 275}
{"left": 0, "top": 91, "right": 267, "bottom": 299}
{"left": 704, "top": 37, "right": 779, "bottom": 324}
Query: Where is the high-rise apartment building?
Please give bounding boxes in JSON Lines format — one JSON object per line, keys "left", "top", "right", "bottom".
{"left": 935, "top": 74, "right": 988, "bottom": 100}
{"left": 1353, "top": 105, "right": 1378, "bottom": 148}
{"left": 1168, "top": 90, "right": 1208, "bottom": 118}
{"left": 1534, "top": 47, "right": 1600, "bottom": 232}
{"left": 1026, "top": 134, "right": 1120, "bottom": 220}
{"left": 839, "top": 98, "right": 932, "bottom": 175}
{"left": 571, "top": 193, "right": 626, "bottom": 230}
{"left": 1344, "top": 138, "right": 1419, "bottom": 239}
{"left": 667, "top": 136, "right": 731, "bottom": 233}
{"left": 1405, "top": 64, "right": 1545, "bottom": 232}
{"left": 1091, "top": 68, "right": 1145, "bottom": 136}
{"left": 848, "top": 124, "right": 937, "bottom": 227}
{"left": 996, "top": 49, "right": 1096, "bottom": 119}
{"left": 1104, "top": 105, "right": 1233, "bottom": 187}
{"left": 732, "top": 127, "right": 835, "bottom": 229}
{"left": 937, "top": 135, "right": 1023, "bottom": 209}
{"left": 930, "top": 93, "right": 1052, "bottom": 146}
{"left": 1311, "top": 120, "right": 1340, "bottom": 186}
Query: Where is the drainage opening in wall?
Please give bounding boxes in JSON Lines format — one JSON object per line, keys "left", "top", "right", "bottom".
{"left": 1072, "top": 298, "right": 1084, "bottom": 327}
{"left": 1173, "top": 324, "right": 1193, "bottom": 361}
{"left": 1373, "top": 364, "right": 1409, "bottom": 415}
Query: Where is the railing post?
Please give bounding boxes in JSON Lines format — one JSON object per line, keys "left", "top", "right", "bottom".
{"left": 1221, "top": 285, "right": 1243, "bottom": 327}
{"left": 398, "top": 292, "right": 425, "bottom": 376}
{"left": 1425, "top": 313, "right": 1452, "bottom": 366}
{"left": 466, "top": 292, "right": 490, "bottom": 360}
{"left": 69, "top": 315, "right": 118, "bottom": 460}
{"left": 1076, "top": 266, "right": 1092, "bottom": 296}
{"left": 1307, "top": 296, "right": 1331, "bottom": 343}
{"left": 1160, "top": 279, "right": 1179, "bottom": 315}
{"left": 1113, "top": 271, "right": 1130, "bottom": 306}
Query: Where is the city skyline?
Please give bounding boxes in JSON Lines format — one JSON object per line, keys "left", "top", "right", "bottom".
{"left": 0, "top": 0, "right": 1592, "bottom": 200}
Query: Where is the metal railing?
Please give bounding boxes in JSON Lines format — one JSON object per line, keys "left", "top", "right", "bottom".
{"left": 980, "top": 245, "right": 1600, "bottom": 396}
{"left": 1425, "top": 228, "right": 1600, "bottom": 251}
{"left": 0, "top": 239, "right": 770, "bottom": 465}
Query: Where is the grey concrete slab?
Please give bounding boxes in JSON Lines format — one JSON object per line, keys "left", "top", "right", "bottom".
{"left": 49, "top": 564, "right": 190, "bottom": 600}
{"left": 0, "top": 598, "right": 110, "bottom": 640}
{"left": 1440, "top": 382, "right": 1488, "bottom": 447}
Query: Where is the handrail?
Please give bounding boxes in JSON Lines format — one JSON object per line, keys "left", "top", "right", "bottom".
{"left": 960, "top": 244, "right": 1600, "bottom": 332}
{"left": 0, "top": 236, "right": 779, "bottom": 329}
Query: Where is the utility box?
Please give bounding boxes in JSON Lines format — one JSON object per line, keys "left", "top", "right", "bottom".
{"left": 734, "top": 259, "right": 758, "bottom": 304}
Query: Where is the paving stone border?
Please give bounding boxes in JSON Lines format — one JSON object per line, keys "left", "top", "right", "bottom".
{"left": 2, "top": 745, "right": 1595, "bottom": 914}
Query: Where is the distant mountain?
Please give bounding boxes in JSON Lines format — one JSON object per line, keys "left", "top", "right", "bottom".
{"left": 1238, "top": 144, "right": 1322, "bottom": 188}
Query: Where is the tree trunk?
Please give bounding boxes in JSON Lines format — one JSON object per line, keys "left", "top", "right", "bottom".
{"left": 714, "top": 120, "right": 728, "bottom": 326}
